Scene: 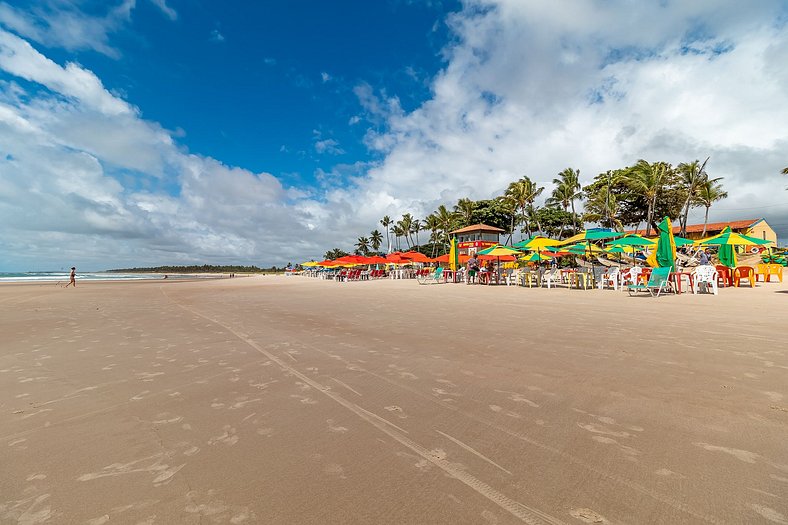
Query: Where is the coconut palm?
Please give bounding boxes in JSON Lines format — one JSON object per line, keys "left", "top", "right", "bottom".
{"left": 398, "top": 214, "right": 414, "bottom": 248}
{"left": 380, "top": 216, "right": 393, "bottom": 253}
{"left": 454, "top": 198, "right": 475, "bottom": 226}
{"left": 354, "top": 236, "right": 370, "bottom": 256}
{"left": 676, "top": 157, "right": 709, "bottom": 236}
{"left": 390, "top": 224, "right": 403, "bottom": 251}
{"left": 500, "top": 176, "right": 544, "bottom": 241}
{"left": 625, "top": 160, "right": 671, "bottom": 236}
{"left": 546, "top": 183, "right": 575, "bottom": 238}
{"left": 370, "top": 230, "right": 383, "bottom": 253}
{"left": 556, "top": 167, "right": 582, "bottom": 234}
{"left": 694, "top": 178, "right": 728, "bottom": 236}
{"left": 434, "top": 205, "right": 456, "bottom": 250}
{"left": 424, "top": 214, "right": 441, "bottom": 256}
{"left": 411, "top": 219, "right": 421, "bottom": 248}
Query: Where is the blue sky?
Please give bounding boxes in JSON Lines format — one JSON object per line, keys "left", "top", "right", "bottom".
{"left": 0, "top": 0, "right": 787, "bottom": 270}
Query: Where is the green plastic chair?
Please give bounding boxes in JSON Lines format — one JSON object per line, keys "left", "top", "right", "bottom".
{"left": 627, "top": 266, "right": 672, "bottom": 297}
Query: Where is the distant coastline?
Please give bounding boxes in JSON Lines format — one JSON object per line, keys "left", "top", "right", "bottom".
{"left": 107, "top": 264, "right": 279, "bottom": 274}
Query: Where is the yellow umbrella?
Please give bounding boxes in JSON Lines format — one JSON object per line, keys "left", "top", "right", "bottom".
{"left": 301, "top": 261, "right": 320, "bottom": 267}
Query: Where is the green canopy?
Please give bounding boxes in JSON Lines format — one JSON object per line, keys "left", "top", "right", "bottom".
{"left": 655, "top": 217, "right": 676, "bottom": 269}
{"left": 717, "top": 227, "right": 737, "bottom": 268}
{"left": 606, "top": 234, "right": 655, "bottom": 247}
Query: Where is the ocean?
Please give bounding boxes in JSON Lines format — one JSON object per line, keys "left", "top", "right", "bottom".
{"left": 0, "top": 271, "right": 213, "bottom": 283}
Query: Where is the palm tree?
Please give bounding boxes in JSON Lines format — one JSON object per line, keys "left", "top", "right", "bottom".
{"left": 694, "top": 178, "right": 728, "bottom": 236}
{"left": 369, "top": 230, "right": 383, "bottom": 253}
{"left": 625, "top": 160, "right": 671, "bottom": 236}
{"left": 454, "top": 198, "right": 475, "bottom": 226}
{"left": 783, "top": 166, "right": 788, "bottom": 189}
{"left": 390, "top": 224, "right": 404, "bottom": 251}
{"left": 380, "top": 216, "right": 393, "bottom": 253}
{"left": 584, "top": 173, "right": 624, "bottom": 231}
{"left": 424, "top": 214, "right": 441, "bottom": 256}
{"left": 411, "top": 219, "right": 421, "bottom": 249}
{"left": 676, "top": 157, "right": 709, "bottom": 236}
{"left": 546, "top": 183, "right": 574, "bottom": 238}
{"left": 398, "top": 214, "right": 414, "bottom": 248}
{"left": 500, "top": 176, "right": 544, "bottom": 241}
{"left": 555, "top": 167, "right": 582, "bottom": 234}
{"left": 435, "top": 205, "right": 456, "bottom": 249}
{"left": 354, "top": 236, "right": 370, "bottom": 256}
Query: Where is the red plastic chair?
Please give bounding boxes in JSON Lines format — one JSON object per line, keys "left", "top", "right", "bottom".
{"left": 715, "top": 265, "right": 732, "bottom": 287}
{"left": 733, "top": 266, "right": 754, "bottom": 287}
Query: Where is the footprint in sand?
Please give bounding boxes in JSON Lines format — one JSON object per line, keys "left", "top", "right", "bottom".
{"left": 694, "top": 442, "right": 760, "bottom": 464}
{"left": 570, "top": 508, "right": 608, "bottom": 523}
{"left": 750, "top": 504, "right": 787, "bottom": 524}
{"left": 384, "top": 406, "right": 403, "bottom": 412}
{"left": 208, "top": 426, "right": 239, "bottom": 446}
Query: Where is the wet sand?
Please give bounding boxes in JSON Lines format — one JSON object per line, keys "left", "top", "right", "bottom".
{"left": 1, "top": 275, "right": 787, "bottom": 524}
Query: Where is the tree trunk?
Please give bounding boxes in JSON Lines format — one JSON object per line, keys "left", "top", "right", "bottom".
{"left": 702, "top": 206, "right": 710, "bottom": 236}
{"left": 570, "top": 200, "right": 577, "bottom": 234}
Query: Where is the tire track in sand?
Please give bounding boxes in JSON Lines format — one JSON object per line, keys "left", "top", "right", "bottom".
{"left": 163, "top": 289, "right": 565, "bottom": 525}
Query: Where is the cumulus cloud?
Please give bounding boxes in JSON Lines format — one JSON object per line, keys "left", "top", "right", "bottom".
{"left": 1, "top": 1, "right": 787, "bottom": 270}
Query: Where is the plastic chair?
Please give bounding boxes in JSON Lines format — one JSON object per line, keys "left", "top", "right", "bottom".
{"left": 715, "top": 265, "right": 732, "bottom": 287}
{"left": 733, "top": 266, "right": 755, "bottom": 287}
{"left": 600, "top": 267, "right": 620, "bottom": 290}
{"left": 692, "top": 265, "right": 718, "bottom": 295}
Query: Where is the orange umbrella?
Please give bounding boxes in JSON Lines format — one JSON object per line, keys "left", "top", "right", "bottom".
{"left": 364, "top": 255, "right": 389, "bottom": 264}
{"left": 434, "top": 253, "right": 470, "bottom": 264}
{"left": 400, "top": 251, "right": 431, "bottom": 263}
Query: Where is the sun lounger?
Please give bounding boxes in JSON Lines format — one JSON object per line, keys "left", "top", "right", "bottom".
{"left": 417, "top": 266, "right": 444, "bottom": 285}
{"left": 627, "top": 266, "right": 672, "bottom": 297}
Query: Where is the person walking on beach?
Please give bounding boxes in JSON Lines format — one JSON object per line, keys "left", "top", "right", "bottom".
{"left": 64, "top": 266, "right": 76, "bottom": 288}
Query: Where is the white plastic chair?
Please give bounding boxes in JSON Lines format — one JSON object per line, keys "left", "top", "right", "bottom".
{"left": 543, "top": 268, "right": 561, "bottom": 288}
{"left": 620, "top": 267, "right": 642, "bottom": 289}
{"left": 692, "top": 265, "right": 718, "bottom": 295}
{"left": 600, "top": 267, "right": 620, "bottom": 290}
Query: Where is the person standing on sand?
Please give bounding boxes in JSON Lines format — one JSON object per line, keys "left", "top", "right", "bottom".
{"left": 466, "top": 253, "right": 479, "bottom": 285}
{"left": 64, "top": 267, "right": 76, "bottom": 288}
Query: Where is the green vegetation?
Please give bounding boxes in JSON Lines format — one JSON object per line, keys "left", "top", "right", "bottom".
{"left": 109, "top": 264, "right": 281, "bottom": 274}
{"left": 323, "top": 158, "right": 730, "bottom": 259}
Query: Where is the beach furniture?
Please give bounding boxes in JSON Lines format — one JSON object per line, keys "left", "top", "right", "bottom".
{"left": 519, "top": 269, "right": 540, "bottom": 287}
{"left": 715, "top": 265, "right": 733, "bottom": 287}
{"left": 417, "top": 267, "right": 444, "bottom": 285}
{"left": 627, "top": 266, "right": 672, "bottom": 297}
{"left": 733, "top": 266, "right": 755, "bottom": 287}
{"left": 755, "top": 263, "right": 784, "bottom": 283}
{"left": 691, "top": 265, "right": 719, "bottom": 295}
{"left": 542, "top": 267, "right": 561, "bottom": 288}
{"left": 619, "top": 267, "right": 641, "bottom": 289}
{"left": 600, "top": 267, "right": 620, "bottom": 290}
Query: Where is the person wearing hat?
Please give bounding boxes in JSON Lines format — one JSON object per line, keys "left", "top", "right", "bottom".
{"left": 65, "top": 266, "right": 76, "bottom": 288}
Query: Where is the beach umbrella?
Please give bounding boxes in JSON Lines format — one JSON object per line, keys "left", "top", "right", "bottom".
{"left": 478, "top": 245, "right": 522, "bottom": 283}
{"left": 696, "top": 226, "right": 771, "bottom": 269}
{"left": 301, "top": 261, "right": 320, "bottom": 267}
{"left": 606, "top": 234, "right": 655, "bottom": 248}
{"left": 449, "top": 237, "right": 458, "bottom": 272}
{"left": 477, "top": 244, "right": 522, "bottom": 257}
{"left": 559, "top": 229, "right": 623, "bottom": 245}
{"left": 400, "top": 251, "right": 431, "bottom": 263}
{"left": 385, "top": 253, "right": 411, "bottom": 265}
{"left": 650, "top": 216, "right": 676, "bottom": 270}
{"left": 563, "top": 243, "right": 606, "bottom": 256}
{"left": 513, "top": 236, "right": 561, "bottom": 251}
{"left": 695, "top": 228, "right": 772, "bottom": 247}
{"left": 520, "top": 251, "right": 554, "bottom": 263}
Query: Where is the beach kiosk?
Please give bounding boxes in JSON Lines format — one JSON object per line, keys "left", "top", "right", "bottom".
{"left": 450, "top": 223, "right": 504, "bottom": 256}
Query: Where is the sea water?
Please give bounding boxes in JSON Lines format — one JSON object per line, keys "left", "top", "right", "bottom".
{"left": 0, "top": 271, "right": 212, "bottom": 283}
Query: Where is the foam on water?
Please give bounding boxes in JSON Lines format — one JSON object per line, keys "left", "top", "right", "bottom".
{"left": 0, "top": 272, "right": 211, "bottom": 282}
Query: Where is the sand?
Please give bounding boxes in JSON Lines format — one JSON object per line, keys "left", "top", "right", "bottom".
{"left": 1, "top": 275, "right": 787, "bottom": 524}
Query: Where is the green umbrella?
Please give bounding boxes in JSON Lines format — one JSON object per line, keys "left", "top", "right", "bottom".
{"left": 696, "top": 226, "right": 772, "bottom": 269}
{"left": 606, "top": 234, "right": 655, "bottom": 248}
{"left": 654, "top": 216, "right": 676, "bottom": 270}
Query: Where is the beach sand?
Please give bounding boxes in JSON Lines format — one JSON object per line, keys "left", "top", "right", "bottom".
{"left": 1, "top": 275, "right": 786, "bottom": 524}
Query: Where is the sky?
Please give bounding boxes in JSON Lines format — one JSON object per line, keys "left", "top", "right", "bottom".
{"left": 0, "top": 0, "right": 787, "bottom": 271}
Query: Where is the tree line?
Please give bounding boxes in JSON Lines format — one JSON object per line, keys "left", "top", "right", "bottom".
{"left": 326, "top": 158, "right": 735, "bottom": 260}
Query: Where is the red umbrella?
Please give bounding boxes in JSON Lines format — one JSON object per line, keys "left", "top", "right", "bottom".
{"left": 400, "top": 251, "right": 431, "bottom": 263}
{"left": 434, "top": 253, "right": 470, "bottom": 264}
{"left": 364, "top": 256, "right": 389, "bottom": 264}
{"left": 386, "top": 253, "right": 410, "bottom": 264}
{"left": 477, "top": 254, "right": 516, "bottom": 262}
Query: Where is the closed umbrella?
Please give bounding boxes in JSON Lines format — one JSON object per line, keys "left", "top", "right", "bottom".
{"left": 654, "top": 217, "right": 676, "bottom": 270}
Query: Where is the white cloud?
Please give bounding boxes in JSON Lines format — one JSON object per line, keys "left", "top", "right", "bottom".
{"left": 149, "top": 0, "right": 177, "bottom": 21}
{"left": 321, "top": 71, "right": 331, "bottom": 83}
{"left": 1, "top": 1, "right": 788, "bottom": 271}
{"left": 210, "top": 29, "right": 225, "bottom": 43}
